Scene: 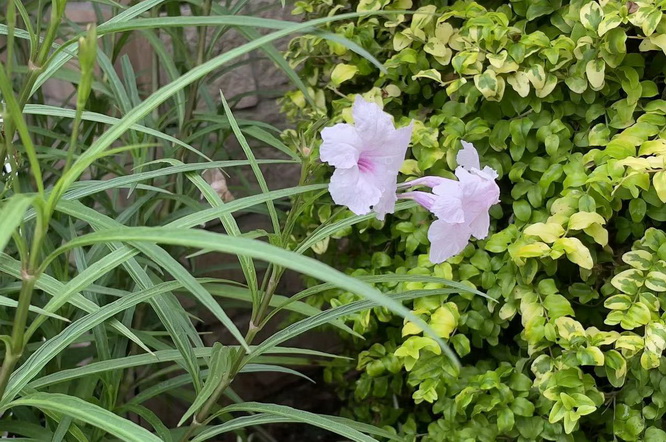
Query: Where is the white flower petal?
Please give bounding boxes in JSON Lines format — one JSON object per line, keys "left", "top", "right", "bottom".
{"left": 328, "top": 166, "right": 382, "bottom": 216}
{"left": 468, "top": 212, "right": 492, "bottom": 240}
{"left": 431, "top": 180, "right": 465, "bottom": 223}
{"left": 398, "top": 175, "right": 450, "bottom": 189}
{"left": 456, "top": 140, "right": 481, "bottom": 170}
{"left": 477, "top": 165, "right": 499, "bottom": 181}
{"left": 399, "top": 191, "right": 437, "bottom": 211}
{"left": 373, "top": 188, "right": 398, "bottom": 220}
{"left": 363, "top": 123, "right": 413, "bottom": 172}
{"left": 454, "top": 167, "right": 500, "bottom": 238}
{"left": 456, "top": 168, "right": 500, "bottom": 209}
{"left": 428, "top": 220, "right": 472, "bottom": 264}
{"left": 320, "top": 123, "right": 362, "bottom": 169}
{"left": 352, "top": 96, "right": 396, "bottom": 145}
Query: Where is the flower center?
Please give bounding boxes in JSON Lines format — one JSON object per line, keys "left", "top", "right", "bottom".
{"left": 357, "top": 154, "right": 374, "bottom": 173}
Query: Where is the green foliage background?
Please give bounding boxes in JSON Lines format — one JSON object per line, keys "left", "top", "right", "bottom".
{"left": 283, "top": 0, "right": 666, "bottom": 440}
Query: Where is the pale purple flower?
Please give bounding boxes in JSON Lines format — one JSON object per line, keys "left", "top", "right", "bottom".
{"left": 320, "top": 96, "right": 413, "bottom": 220}
{"left": 400, "top": 141, "right": 500, "bottom": 263}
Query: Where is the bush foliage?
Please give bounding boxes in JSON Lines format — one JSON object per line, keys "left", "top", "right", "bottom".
{"left": 283, "top": 0, "right": 666, "bottom": 440}
{"left": 1, "top": 1, "right": 449, "bottom": 440}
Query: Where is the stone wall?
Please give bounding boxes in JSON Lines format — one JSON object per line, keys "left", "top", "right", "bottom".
{"left": 48, "top": 1, "right": 297, "bottom": 125}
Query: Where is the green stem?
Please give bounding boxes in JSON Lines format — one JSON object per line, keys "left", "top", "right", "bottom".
{"left": 177, "top": 330, "right": 255, "bottom": 442}
{"left": 64, "top": 108, "right": 83, "bottom": 173}
{"left": 0, "top": 205, "right": 48, "bottom": 400}
{"left": 0, "top": 351, "right": 18, "bottom": 400}
{"left": 178, "top": 156, "right": 314, "bottom": 441}
{"left": 0, "top": 269, "right": 37, "bottom": 400}
{"left": 34, "top": 0, "right": 66, "bottom": 69}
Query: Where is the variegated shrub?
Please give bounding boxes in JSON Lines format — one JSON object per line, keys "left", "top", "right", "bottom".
{"left": 283, "top": 0, "right": 666, "bottom": 440}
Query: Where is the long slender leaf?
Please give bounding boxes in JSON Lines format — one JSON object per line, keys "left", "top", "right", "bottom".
{"left": 0, "top": 194, "right": 33, "bottom": 253}
{"left": 54, "top": 200, "right": 250, "bottom": 353}
{"left": 2, "top": 281, "right": 186, "bottom": 405}
{"left": 41, "top": 226, "right": 459, "bottom": 366}
{"left": 250, "top": 289, "right": 456, "bottom": 362}
{"left": 219, "top": 91, "right": 280, "bottom": 235}
{"left": 6, "top": 393, "right": 162, "bottom": 442}
{"left": 220, "top": 402, "right": 377, "bottom": 442}
{"left": 23, "top": 105, "right": 207, "bottom": 160}
{"left": 0, "top": 295, "right": 69, "bottom": 322}
{"left": 0, "top": 253, "right": 149, "bottom": 354}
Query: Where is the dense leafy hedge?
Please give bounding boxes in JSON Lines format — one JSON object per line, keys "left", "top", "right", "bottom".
{"left": 282, "top": 0, "right": 666, "bottom": 440}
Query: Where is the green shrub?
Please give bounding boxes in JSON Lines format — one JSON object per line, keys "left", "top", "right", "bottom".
{"left": 283, "top": 0, "right": 666, "bottom": 440}
{"left": 1, "top": 2, "right": 447, "bottom": 440}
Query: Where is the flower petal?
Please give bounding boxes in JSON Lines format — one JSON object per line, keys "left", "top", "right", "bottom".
{"left": 456, "top": 168, "right": 500, "bottom": 210}
{"left": 456, "top": 140, "right": 481, "bottom": 170}
{"left": 398, "top": 175, "right": 451, "bottom": 189}
{"left": 364, "top": 123, "right": 413, "bottom": 170}
{"left": 477, "top": 165, "right": 499, "bottom": 180}
{"left": 328, "top": 166, "right": 382, "bottom": 216}
{"left": 320, "top": 123, "right": 362, "bottom": 169}
{"left": 373, "top": 187, "right": 398, "bottom": 220}
{"left": 352, "top": 96, "right": 396, "bottom": 145}
{"left": 468, "top": 212, "right": 492, "bottom": 240}
{"left": 455, "top": 167, "right": 500, "bottom": 238}
{"left": 399, "top": 191, "right": 437, "bottom": 211}
{"left": 431, "top": 180, "right": 465, "bottom": 223}
{"left": 428, "top": 220, "right": 472, "bottom": 264}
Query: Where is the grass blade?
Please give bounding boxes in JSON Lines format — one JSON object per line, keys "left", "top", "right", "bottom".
{"left": 41, "top": 226, "right": 459, "bottom": 367}
{"left": 219, "top": 91, "right": 281, "bottom": 236}
{"left": 0, "top": 194, "right": 33, "bottom": 253}
{"left": 6, "top": 393, "right": 162, "bottom": 442}
{"left": 219, "top": 402, "right": 377, "bottom": 442}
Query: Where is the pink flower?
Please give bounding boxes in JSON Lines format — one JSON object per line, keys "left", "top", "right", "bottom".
{"left": 400, "top": 141, "right": 500, "bottom": 263}
{"left": 320, "top": 96, "right": 413, "bottom": 220}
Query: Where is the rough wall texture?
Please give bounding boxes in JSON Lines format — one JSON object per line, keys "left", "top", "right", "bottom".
{"left": 49, "top": 1, "right": 296, "bottom": 125}
{"left": 49, "top": 1, "right": 301, "bottom": 187}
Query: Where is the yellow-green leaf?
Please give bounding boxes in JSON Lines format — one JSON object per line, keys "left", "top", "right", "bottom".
{"left": 653, "top": 171, "right": 666, "bottom": 202}
{"left": 586, "top": 59, "right": 606, "bottom": 90}
{"left": 568, "top": 211, "right": 606, "bottom": 230}
{"left": 584, "top": 223, "right": 609, "bottom": 247}
{"left": 553, "top": 238, "right": 594, "bottom": 269}
{"left": 507, "top": 72, "right": 530, "bottom": 97}
{"left": 412, "top": 69, "right": 444, "bottom": 85}
{"left": 646, "top": 271, "right": 666, "bottom": 292}
{"left": 330, "top": 64, "right": 358, "bottom": 86}
{"left": 576, "top": 346, "right": 605, "bottom": 366}
{"left": 622, "top": 250, "right": 653, "bottom": 270}
{"left": 604, "top": 294, "right": 632, "bottom": 311}
{"left": 524, "top": 222, "right": 565, "bottom": 243}
{"left": 516, "top": 242, "right": 551, "bottom": 258}
{"left": 611, "top": 269, "right": 643, "bottom": 294}
{"left": 429, "top": 303, "right": 459, "bottom": 339}
{"left": 579, "top": 1, "right": 604, "bottom": 33}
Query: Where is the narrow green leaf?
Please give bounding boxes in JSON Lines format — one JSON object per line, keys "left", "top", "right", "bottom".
{"left": 2, "top": 281, "right": 185, "bottom": 405}
{"left": 251, "top": 289, "right": 455, "bottom": 361}
{"left": 54, "top": 200, "right": 250, "bottom": 353}
{"left": 0, "top": 295, "right": 69, "bottom": 322}
{"left": 179, "top": 343, "right": 236, "bottom": 426}
{"left": 220, "top": 402, "right": 377, "bottom": 442}
{"left": 6, "top": 393, "right": 162, "bottom": 442}
{"left": 0, "top": 194, "right": 33, "bottom": 253}
{"left": 43, "top": 226, "right": 459, "bottom": 367}
{"left": 0, "top": 253, "right": 150, "bottom": 355}
{"left": 219, "top": 90, "right": 281, "bottom": 235}
{"left": 23, "top": 105, "right": 206, "bottom": 160}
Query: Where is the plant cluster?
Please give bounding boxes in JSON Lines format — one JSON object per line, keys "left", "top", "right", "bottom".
{"left": 283, "top": 0, "right": 666, "bottom": 440}
{"left": 0, "top": 1, "right": 458, "bottom": 441}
